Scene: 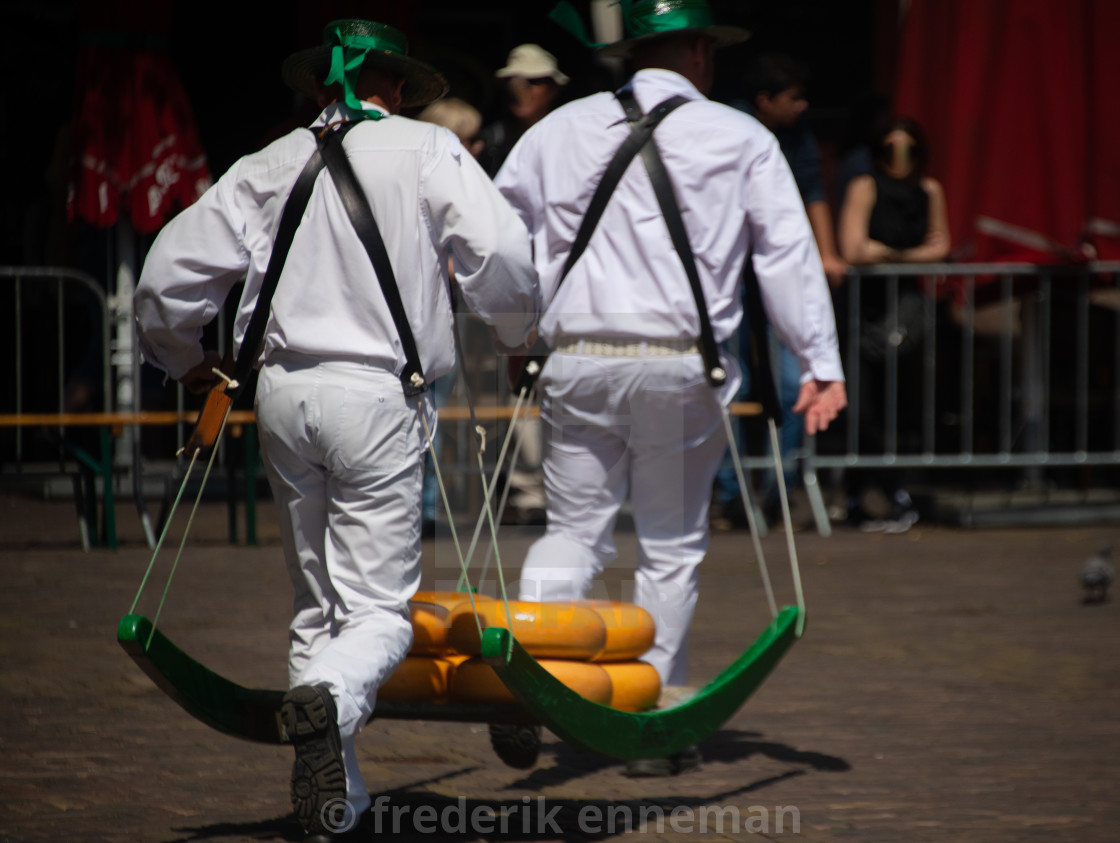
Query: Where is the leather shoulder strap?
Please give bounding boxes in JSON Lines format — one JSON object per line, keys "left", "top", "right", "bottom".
{"left": 616, "top": 89, "right": 726, "bottom": 388}
{"left": 229, "top": 129, "right": 328, "bottom": 398}
{"left": 557, "top": 93, "right": 690, "bottom": 288}
{"left": 513, "top": 93, "right": 691, "bottom": 393}
{"left": 318, "top": 123, "right": 428, "bottom": 397}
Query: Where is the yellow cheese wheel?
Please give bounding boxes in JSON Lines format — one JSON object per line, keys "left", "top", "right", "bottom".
{"left": 408, "top": 592, "right": 492, "bottom": 655}
{"left": 449, "top": 656, "right": 612, "bottom": 706}
{"left": 378, "top": 655, "right": 468, "bottom": 703}
{"left": 601, "top": 661, "right": 662, "bottom": 712}
{"left": 577, "top": 601, "right": 657, "bottom": 662}
{"left": 446, "top": 600, "right": 607, "bottom": 660}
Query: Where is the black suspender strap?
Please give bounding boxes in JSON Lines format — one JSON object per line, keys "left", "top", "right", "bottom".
{"left": 318, "top": 124, "right": 429, "bottom": 397}
{"left": 557, "top": 94, "right": 691, "bottom": 286}
{"left": 228, "top": 130, "right": 328, "bottom": 399}
{"left": 229, "top": 120, "right": 427, "bottom": 401}
{"left": 616, "top": 90, "right": 726, "bottom": 388}
{"left": 511, "top": 92, "right": 692, "bottom": 394}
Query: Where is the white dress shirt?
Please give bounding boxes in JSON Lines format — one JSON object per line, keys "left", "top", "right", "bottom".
{"left": 135, "top": 102, "right": 539, "bottom": 382}
{"left": 495, "top": 68, "right": 843, "bottom": 385}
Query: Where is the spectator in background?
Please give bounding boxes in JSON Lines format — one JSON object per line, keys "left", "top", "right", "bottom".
{"left": 837, "top": 115, "right": 950, "bottom": 532}
{"left": 742, "top": 53, "right": 848, "bottom": 285}
{"left": 713, "top": 52, "right": 847, "bottom": 530}
{"left": 477, "top": 44, "right": 569, "bottom": 178}
{"left": 838, "top": 116, "right": 949, "bottom": 266}
{"left": 418, "top": 96, "right": 484, "bottom": 158}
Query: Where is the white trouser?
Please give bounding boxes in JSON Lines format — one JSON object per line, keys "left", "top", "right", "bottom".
{"left": 517, "top": 352, "right": 728, "bottom": 686}
{"left": 255, "top": 353, "right": 429, "bottom": 810}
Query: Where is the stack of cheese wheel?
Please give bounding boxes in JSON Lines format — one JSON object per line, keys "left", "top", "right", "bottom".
{"left": 377, "top": 591, "right": 484, "bottom": 704}
{"left": 378, "top": 592, "right": 661, "bottom": 712}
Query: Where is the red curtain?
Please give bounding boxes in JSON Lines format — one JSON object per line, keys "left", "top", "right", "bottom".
{"left": 894, "top": 0, "right": 1120, "bottom": 263}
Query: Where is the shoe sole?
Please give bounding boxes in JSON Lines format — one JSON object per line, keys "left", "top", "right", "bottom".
{"left": 281, "top": 685, "right": 346, "bottom": 834}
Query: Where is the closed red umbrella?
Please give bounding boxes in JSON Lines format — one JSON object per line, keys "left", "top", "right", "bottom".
{"left": 67, "top": 2, "right": 210, "bottom": 234}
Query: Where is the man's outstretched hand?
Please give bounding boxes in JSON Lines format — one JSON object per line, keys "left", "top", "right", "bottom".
{"left": 793, "top": 380, "right": 847, "bottom": 435}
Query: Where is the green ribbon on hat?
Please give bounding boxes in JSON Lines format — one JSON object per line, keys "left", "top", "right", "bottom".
{"left": 549, "top": 0, "right": 716, "bottom": 48}
{"left": 322, "top": 24, "right": 395, "bottom": 118}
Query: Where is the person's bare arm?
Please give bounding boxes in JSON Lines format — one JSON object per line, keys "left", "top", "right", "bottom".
{"left": 806, "top": 199, "right": 849, "bottom": 287}
{"left": 838, "top": 175, "right": 893, "bottom": 265}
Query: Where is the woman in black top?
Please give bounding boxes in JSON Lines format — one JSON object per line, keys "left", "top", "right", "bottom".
{"left": 839, "top": 116, "right": 950, "bottom": 266}
{"left": 836, "top": 117, "right": 950, "bottom": 532}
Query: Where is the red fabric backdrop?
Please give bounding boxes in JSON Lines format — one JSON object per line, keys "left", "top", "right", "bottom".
{"left": 894, "top": 0, "right": 1120, "bottom": 263}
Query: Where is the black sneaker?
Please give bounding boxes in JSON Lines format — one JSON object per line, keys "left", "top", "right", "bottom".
{"left": 282, "top": 684, "right": 347, "bottom": 836}
{"left": 623, "top": 745, "right": 702, "bottom": 778}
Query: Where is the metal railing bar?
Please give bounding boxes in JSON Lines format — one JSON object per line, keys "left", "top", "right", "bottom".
{"left": 846, "top": 276, "right": 860, "bottom": 454}
{"left": 1040, "top": 274, "right": 1052, "bottom": 453}
{"left": 1076, "top": 271, "right": 1090, "bottom": 454}
{"left": 962, "top": 275, "right": 975, "bottom": 456}
{"left": 999, "top": 273, "right": 1014, "bottom": 454}
{"left": 923, "top": 276, "right": 937, "bottom": 452}
{"left": 885, "top": 273, "right": 899, "bottom": 456}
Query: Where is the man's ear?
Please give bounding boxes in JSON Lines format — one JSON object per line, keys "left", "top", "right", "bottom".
{"left": 392, "top": 76, "right": 406, "bottom": 111}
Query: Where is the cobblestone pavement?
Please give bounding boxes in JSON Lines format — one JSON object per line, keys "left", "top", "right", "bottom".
{"left": 1, "top": 492, "right": 1118, "bottom": 842}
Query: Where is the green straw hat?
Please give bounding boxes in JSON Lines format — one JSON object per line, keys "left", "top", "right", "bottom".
{"left": 552, "top": 0, "right": 749, "bottom": 59}
{"left": 282, "top": 19, "right": 449, "bottom": 110}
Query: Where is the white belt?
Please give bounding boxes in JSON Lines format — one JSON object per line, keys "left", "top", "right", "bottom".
{"left": 553, "top": 337, "right": 700, "bottom": 357}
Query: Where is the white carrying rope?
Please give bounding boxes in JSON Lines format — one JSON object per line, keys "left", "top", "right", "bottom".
{"left": 129, "top": 365, "right": 236, "bottom": 635}
{"left": 720, "top": 405, "right": 778, "bottom": 619}
{"left": 419, "top": 410, "right": 486, "bottom": 641}
{"left": 458, "top": 382, "right": 534, "bottom": 582}
{"left": 766, "top": 417, "right": 807, "bottom": 638}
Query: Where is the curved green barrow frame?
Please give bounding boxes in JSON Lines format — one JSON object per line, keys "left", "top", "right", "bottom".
{"left": 118, "top": 605, "right": 799, "bottom": 759}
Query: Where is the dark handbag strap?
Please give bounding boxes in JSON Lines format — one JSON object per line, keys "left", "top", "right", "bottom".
{"left": 318, "top": 124, "right": 428, "bottom": 397}
{"left": 616, "top": 90, "right": 726, "bottom": 388}
{"left": 228, "top": 128, "right": 332, "bottom": 399}
{"left": 511, "top": 92, "right": 691, "bottom": 394}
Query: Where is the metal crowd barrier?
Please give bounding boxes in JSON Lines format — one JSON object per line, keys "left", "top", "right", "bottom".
{"left": 0, "top": 266, "right": 112, "bottom": 449}
{"left": 785, "top": 261, "right": 1120, "bottom": 532}
{"left": 1, "top": 266, "right": 116, "bottom": 547}
{"left": 9, "top": 262, "right": 1117, "bottom": 546}
{"left": 0, "top": 265, "right": 254, "bottom": 549}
